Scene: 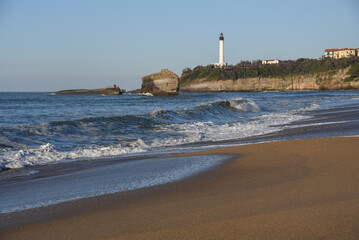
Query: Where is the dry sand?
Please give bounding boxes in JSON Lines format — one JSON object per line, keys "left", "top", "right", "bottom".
{"left": 1, "top": 137, "right": 359, "bottom": 240}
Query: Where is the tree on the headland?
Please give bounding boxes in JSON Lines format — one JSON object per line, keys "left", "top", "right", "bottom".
{"left": 182, "top": 67, "right": 191, "bottom": 74}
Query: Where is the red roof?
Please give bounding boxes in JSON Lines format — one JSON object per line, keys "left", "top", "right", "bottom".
{"left": 340, "top": 48, "right": 356, "bottom": 50}
{"left": 325, "top": 49, "right": 338, "bottom": 52}
{"left": 325, "top": 48, "right": 356, "bottom": 52}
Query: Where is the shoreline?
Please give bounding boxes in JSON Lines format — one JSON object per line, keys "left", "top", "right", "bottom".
{"left": 0, "top": 154, "right": 230, "bottom": 214}
{"left": 2, "top": 136, "right": 359, "bottom": 239}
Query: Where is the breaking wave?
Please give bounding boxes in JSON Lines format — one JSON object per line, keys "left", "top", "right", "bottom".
{"left": 1, "top": 140, "right": 149, "bottom": 170}
{"left": 0, "top": 97, "right": 316, "bottom": 171}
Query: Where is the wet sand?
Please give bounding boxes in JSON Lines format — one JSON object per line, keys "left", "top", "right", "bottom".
{"left": 1, "top": 137, "right": 359, "bottom": 240}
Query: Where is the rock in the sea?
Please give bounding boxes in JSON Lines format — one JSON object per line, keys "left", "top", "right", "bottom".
{"left": 54, "top": 84, "right": 123, "bottom": 95}
{"left": 127, "top": 89, "right": 141, "bottom": 94}
{"left": 141, "top": 69, "right": 179, "bottom": 96}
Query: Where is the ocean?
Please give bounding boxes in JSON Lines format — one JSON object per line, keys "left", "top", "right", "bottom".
{"left": 1, "top": 91, "right": 359, "bottom": 213}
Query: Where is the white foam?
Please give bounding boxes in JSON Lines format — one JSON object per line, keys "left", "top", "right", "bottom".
{"left": 150, "top": 111, "right": 308, "bottom": 147}
{"left": 294, "top": 103, "right": 320, "bottom": 112}
{"left": 229, "top": 98, "right": 261, "bottom": 112}
{"left": 140, "top": 93, "right": 154, "bottom": 97}
{"left": 149, "top": 108, "right": 167, "bottom": 116}
{"left": 0, "top": 140, "right": 149, "bottom": 170}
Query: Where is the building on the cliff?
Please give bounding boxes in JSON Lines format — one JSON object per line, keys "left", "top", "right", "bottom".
{"left": 324, "top": 48, "right": 358, "bottom": 59}
{"left": 211, "top": 33, "right": 227, "bottom": 68}
{"left": 324, "top": 49, "right": 336, "bottom": 58}
{"left": 262, "top": 59, "right": 282, "bottom": 65}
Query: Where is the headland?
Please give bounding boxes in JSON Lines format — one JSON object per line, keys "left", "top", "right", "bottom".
{"left": 179, "top": 57, "right": 359, "bottom": 92}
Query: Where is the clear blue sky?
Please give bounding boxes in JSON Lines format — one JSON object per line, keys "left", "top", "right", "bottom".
{"left": 0, "top": 0, "right": 358, "bottom": 91}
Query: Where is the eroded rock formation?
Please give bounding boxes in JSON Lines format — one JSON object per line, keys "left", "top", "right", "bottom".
{"left": 141, "top": 69, "right": 179, "bottom": 96}
{"left": 180, "top": 68, "right": 359, "bottom": 92}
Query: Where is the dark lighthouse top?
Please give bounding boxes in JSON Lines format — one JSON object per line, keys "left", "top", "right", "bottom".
{"left": 219, "top": 33, "right": 224, "bottom": 40}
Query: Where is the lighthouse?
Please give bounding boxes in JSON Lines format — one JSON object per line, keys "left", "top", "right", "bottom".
{"left": 212, "top": 33, "right": 227, "bottom": 68}
{"left": 219, "top": 32, "right": 224, "bottom": 65}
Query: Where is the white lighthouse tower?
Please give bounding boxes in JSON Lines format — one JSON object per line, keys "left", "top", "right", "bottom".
{"left": 219, "top": 32, "right": 224, "bottom": 65}
{"left": 212, "top": 33, "right": 227, "bottom": 68}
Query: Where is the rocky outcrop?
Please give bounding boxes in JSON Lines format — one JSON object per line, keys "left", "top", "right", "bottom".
{"left": 55, "top": 84, "right": 123, "bottom": 95}
{"left": 141, "top": 69, "right": 179, "bottom": 96}
{"left": 180, "top": 68, "right": 359, "bottom": 92}
{"left": 127, "top": 89, "right": 141, "bottom": 94}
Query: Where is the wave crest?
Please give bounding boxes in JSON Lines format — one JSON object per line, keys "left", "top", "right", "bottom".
{"left": 228, "top": 98, "right": 261, "bottom": 112}
{"left": 0, "top": 139, "right": 149, "bottom": 170}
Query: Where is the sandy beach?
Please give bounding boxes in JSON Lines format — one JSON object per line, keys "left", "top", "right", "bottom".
{"left": 1, "top": 136, "right": 359, "bottom": 240}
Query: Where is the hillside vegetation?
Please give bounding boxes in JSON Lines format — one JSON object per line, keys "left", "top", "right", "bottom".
{"left": 180, "top": 58, "right": 359, "bottom": 84}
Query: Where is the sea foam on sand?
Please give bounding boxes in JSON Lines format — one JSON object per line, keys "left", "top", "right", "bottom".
{"left": 0, "top": 154, "right": 229, "bottom": 213}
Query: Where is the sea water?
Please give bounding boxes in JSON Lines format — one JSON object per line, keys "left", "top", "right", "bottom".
{"left": 1, "top": 91, "right": 359, "bottom": 213}
{"left": 1, "top": 91, "right": 359, "bottom": 170}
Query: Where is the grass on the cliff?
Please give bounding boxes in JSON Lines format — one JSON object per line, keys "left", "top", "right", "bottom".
{"left": 345, "top": 60, "right": 359, "bottom": 82}
{"left": 181, "top": 57, "right": 359, "bottom": 84}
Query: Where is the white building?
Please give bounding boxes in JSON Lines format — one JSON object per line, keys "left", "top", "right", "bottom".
{"left": 212, "top": 33, "right": 227, "bottom": 68}
{"left": 262, "top": 59, "right": 282, "bottom": 65}
{"left": 324, "top": 48, "right": 358, "bottom": 59}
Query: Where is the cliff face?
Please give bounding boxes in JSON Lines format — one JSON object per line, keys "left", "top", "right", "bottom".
{"left": 55, "top": 84, "right": 123, "bottom": 95}
{"left": 180, "top": 68, "right": 359, "bottom": 92}
{"left": 141, "top": 69, "right": 179, "bottom": 96}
